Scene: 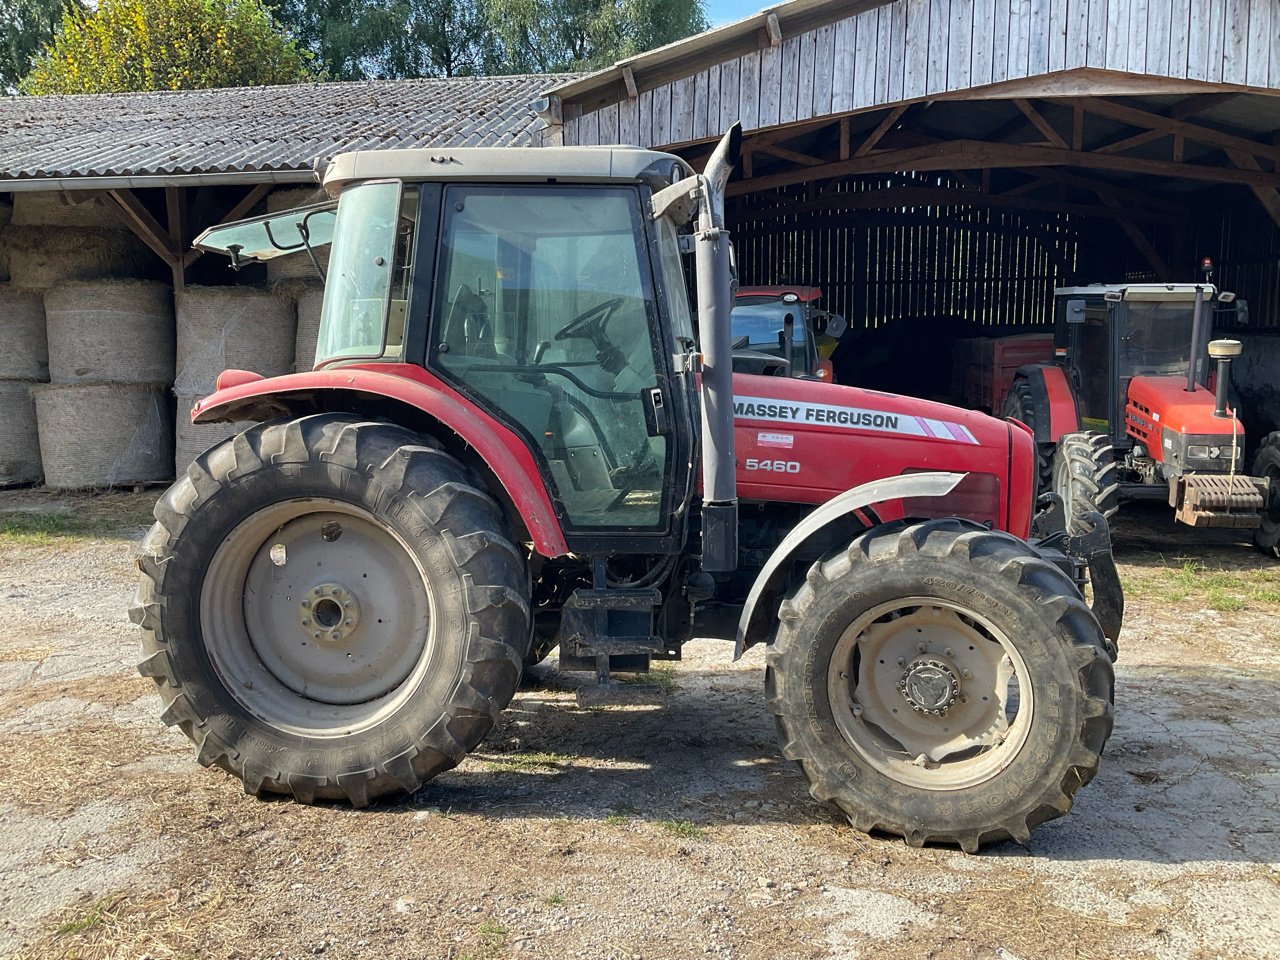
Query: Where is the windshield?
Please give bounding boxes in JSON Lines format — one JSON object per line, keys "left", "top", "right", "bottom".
{"left": 1119, "top": 301, "right": 1197, "bottom": 378}
{"left": 730, "top": 301, "right": 813, "bottom": 373}
{"left": 316, "top": 181, "right": 416, "bottom": 364}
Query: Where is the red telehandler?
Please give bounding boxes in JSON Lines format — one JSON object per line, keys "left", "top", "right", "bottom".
{"left": 133, "top": 128, "right": 1118, "bottom": 852}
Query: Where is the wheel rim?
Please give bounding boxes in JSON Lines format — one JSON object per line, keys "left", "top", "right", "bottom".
{"left": 827, "top": 598, "right": 1034, "bottom": 790}
{"left": 200, "top": 499, "right": 435, "bottom": 736}
{"left": 1053, "top": 454, "right": 1079, "bottom": 526}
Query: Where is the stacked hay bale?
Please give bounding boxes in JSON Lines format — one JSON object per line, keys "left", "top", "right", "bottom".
{"left": 266, "top": 188, "right": 330, "bottom": 284}
{"left": 174, "top": 286, "right": 296, "bottom": 473}
{"left": 0, "top": 196, "right": 11, "bottom": 282}
{"left": 292, "top": 282, "right": 325, "bottom": 371}
{"left": 0, "top": 288, "right": 48, "bottom": 485}
{"left": 2, "top": 191, "right": 149, "bottom": 290}
{"left": 34, "top": 281, "right": 175, "bottom": 488}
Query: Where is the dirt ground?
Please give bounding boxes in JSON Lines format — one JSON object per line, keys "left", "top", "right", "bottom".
{"left": 1, "top": 491, "right": 1277, "bottom": 960}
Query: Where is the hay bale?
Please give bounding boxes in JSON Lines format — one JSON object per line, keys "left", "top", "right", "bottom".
{"left": 11, "top": 191, "right": 121, "bottom": 228}
{"left": 173, "top": 392, "right": 254, "bottom": 475}
{"left": 266, "top": 188, "right": 331, "bottom": 282}
{"left": 293, "top": 282, "right": 325, "bottom": 371}
{"left": 175, "top": 285, "right": 296, "bottom": 395}
{"left": 0, "top": 287, "right": 48, "bottom": 380}
{"left": 44, "top": 280, "right": 175, "bottom": 384}
{"left": 32, "top": 382, "right": 173, "bottom": 489}
{"left": 0, "top": 379, "right": 42, "bottom": 485}
{"left": 4, "top": 226, "right": 150, "bottom": 290}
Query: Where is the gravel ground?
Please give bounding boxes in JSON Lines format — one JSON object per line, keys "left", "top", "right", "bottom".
{"left": 0, "top": 491, "right": 1278, "bottom": 960}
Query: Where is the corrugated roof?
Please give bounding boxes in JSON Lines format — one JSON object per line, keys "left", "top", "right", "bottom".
{"left": 0, "top": 74, "right": 569, "bottom": 189}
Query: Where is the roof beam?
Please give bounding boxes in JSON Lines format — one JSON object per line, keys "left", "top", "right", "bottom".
{"left": 1093, "top": 128, "right": 1169, "bottom": 155}
{"left": 1014, "top": 99, "right": 1068, "bottom": 149}
{"left": 108, "top": 189, "right": 180, "bottom": 263}
{"left": 764, "top": 12, "right": 783, "bottom": 47}
{"left": 1226, "top": 150, "right": 1280, "bottom": 228}
{"left": 853, "top": 105, "right": 909, "bottom": 158}
{"left": 1069, "top": 96, "right": 1280, "bottom": 162}
{"left": 1170, "top": 93, "right": 1242, "bottom": 120}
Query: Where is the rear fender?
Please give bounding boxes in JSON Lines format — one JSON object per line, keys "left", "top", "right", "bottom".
{"left": 190, "top": 366, "right": 569, "bottom": 558}
{"left": 1013, "top": 364, "right": 1079, "bottom": 443}
{"left": 734, "top": 471, "right": 965, "bottom": 658}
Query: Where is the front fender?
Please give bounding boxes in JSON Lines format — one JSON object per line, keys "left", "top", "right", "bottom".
{"left": 734, "top": 471, "right": 965, "bottom": 658}
{"left": 191, "top": 364, "right": 570, "bottom": 558}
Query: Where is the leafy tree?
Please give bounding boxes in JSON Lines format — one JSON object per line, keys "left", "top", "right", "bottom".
{"left": 1, "top": 0, "right": 84, "bottom": 92}
{"left": 485, "top": 0, "right": 708, "bottom": 73}
{"left": 20, "top": 0, "right": 314, "bottom": 94}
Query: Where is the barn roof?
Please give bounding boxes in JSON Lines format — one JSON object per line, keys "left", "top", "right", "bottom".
{"left": 0, "top": 74, "right": 568, "bottom": 191}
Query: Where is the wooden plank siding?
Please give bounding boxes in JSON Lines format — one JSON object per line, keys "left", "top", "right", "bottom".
{"left": 560, "top": 0, "right": 1280, "bottom": 148}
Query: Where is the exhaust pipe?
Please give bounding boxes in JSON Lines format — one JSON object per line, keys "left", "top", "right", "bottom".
{"left": 1208, "top": 338, "right": 1243, "bottom": 418}
{"left": 696, "top": 124, "right": 742, "bottom": 572}
{"left": 1186, "top": 285, "right": 1207, "bottom": 393}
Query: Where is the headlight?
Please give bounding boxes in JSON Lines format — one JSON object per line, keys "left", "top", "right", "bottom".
{"left": 1187, "top": 445, "right": 1210, "bottom": 459}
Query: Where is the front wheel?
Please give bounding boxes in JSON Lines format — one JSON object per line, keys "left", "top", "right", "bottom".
{"left": 1253, "top": 431, "right": 1280, "bottom": 558}
{"left": 131, "top": 414, "right": 530, "bottom": 805}
{"left": 766, "top": 518, "right": 1114, "bottom": 852}
{"left": 1053, "top": 431, "right": 1120, "bottom": 534}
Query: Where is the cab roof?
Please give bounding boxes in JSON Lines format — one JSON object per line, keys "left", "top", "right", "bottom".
{"left": 1055, "top": 282, "right": 1218, "bottom": 300}
{"left": 322, "top": 146, "right": 694, "bottom": 194}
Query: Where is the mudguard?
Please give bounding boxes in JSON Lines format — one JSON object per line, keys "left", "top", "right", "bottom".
{"left": 734, "top": 471, "right": 966, "bottom": 658}
{"left": 1012, "top": 363, "right": 1079, "bottom": 443}
{"left": 189, "top": 364, "right": 570, "bottom": 558}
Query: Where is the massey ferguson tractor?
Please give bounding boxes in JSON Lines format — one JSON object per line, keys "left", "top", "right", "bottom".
{"left": 1001, "top": 278, "right": 1280, "bottom": 556}
{"left": 730, "top": 285, "right": 847, "bottom": 380}
{"left": 132, "top": 128, "right": 1119, "bottom": 853}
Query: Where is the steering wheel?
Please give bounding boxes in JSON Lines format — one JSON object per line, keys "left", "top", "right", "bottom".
{"left": 554, "top": 297, "right": 625, "bottom": 344}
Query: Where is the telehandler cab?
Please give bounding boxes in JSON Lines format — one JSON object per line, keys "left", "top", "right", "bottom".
{"left": 133, "top": 128, "right": 1118, "bottom": 852}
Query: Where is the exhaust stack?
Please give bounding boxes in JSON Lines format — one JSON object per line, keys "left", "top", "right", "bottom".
{"left": 696, "top": 124, "right": 742, "bottom": 572}
{"left": 1208, "top": 338, "right": 1243, "bottom": 418}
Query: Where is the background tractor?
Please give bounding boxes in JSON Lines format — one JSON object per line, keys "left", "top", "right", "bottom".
{"left": 730, "top": 285, "right": 846, "bottom": 380}
{"left": 1003, "top": 277, "right": 1280, "bottom": 556}
{"left": 132, "top": 128, "right": 1117, "bottom": 853}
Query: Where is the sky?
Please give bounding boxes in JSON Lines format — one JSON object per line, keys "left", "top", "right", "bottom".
{"left": 705, "top": 0, "right": 766, "bottom": 27}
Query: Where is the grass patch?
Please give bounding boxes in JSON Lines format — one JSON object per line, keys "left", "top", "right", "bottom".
{"left": 603, "top": 814, "right": 628, "bottom": 826}
{"left": 544, "top": 892, "right": 565, "bottom": 906}
{"left": 1123, "top": 558, "right": 1280, "bottom": 612}
{"left": 0, "top": 492, "right": 155, "bottom": 545}
{"left": 658, "top": 818, "right": 705, "bottom": 840}
{"left": 55, "top": 897, "right": 116, "bottom": 935}
{"left": 625, "top": 662, "right": 678, "bottom": 694}
{"left": 481, "top": 750, "right": 569, "bottom": 774}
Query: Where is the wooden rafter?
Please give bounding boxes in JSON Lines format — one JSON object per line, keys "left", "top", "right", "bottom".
{"left": 1226, "top": 150, "right": 1280, "bottom": 228}
{"left": 1014, "top": 99, "right": 1068, "bottom": 149}
{"left": 1170, "top": 92, "right": 1241, "bottom": 120}
{"left": 1093, "top": 128, "right": 1168, "bottom": 155}
{"left": 108, "top": 189, "right": 180, "bottom": 262}
{"left": 1068, "top": 96, "right": 1280, "bottom": 163}
{"left": 756, "top": 143, "right": 827, "bottom": 167}
{"left": 853, "top": 105, "right": 909, "bottom": 158}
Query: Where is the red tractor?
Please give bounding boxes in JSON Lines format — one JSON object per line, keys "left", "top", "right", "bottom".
{"left": 133, "top": 129, "right": 1118, "bottom": 852}
{"left": 1002, "top": 278, "right": 1280, "bottom": 555}
{"left": 730, "top": 285, "right": 846, "bottom": 381}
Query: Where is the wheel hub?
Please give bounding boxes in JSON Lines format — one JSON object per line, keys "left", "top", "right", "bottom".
{"left": 299, "top": 583, "right": 361, "bottom": 643}
{"left": 898, "top": 657, "right": 959, "bottom": 715}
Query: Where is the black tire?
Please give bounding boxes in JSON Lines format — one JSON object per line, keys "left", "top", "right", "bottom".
{"left": 766, "top": 518, "right": 1114, "bottom": 852}
{"left": 1052, "top": 431, "right": 1120, "bottom": 534}
{"left": 1002, "top": 379, "right": 1054, "bottom": 495}
{"left": 1253, "top": 431, "right": 1280, "bottom": 558}
{"left": 130, "top": 414, "right": 530, "bottom": 806}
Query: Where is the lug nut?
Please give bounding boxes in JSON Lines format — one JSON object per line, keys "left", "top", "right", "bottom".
{"left": 917, "top": 642, "right": 926, "bottom": 652}
{"left": 302, "top": 618, "right": 310, "bottom": 626}
{"left": 961, "top": 669, "right": 972, "bottom": 679}
{"left": 301, "top": 599, "right": 311, "bottom": 608}
{"left": 896, "top": 657, "right": 905, "bottom": 666}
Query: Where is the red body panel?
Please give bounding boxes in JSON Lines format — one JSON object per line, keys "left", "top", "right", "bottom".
{"left": 735, "top": 285, "right": 822, "bottom": 302}
{"left": 1126, "top": 376, "right": 1244, "bottom": 462}
{"left": 1041, "top": 364, "right": 1080, "bottom": 441}
{"left": 192, "top": 363, "right": 571, "bottom": 558}
{"left": 731, "top": 372, "right": 1032, "bottom": 537}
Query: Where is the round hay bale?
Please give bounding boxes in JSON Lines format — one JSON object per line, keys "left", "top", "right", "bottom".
{"left": 0, "top": 379, "right": 42, "bottom": 486}
{"left": 293, "top": 282, "right": 325, "bottom": 371}
{"left": 11, "top": 191, "right": 120, "bottom": 228}
{"left": 44, "top": 280, "right": 174, "bottom": 384}
{"left": 32, "top": 382, "right": 173, "bottom": 489}
{"left": 173, "top": 392, "right": 254, "bottom": 475}
{"left": 175, "top": 286, "right": 296, "bottom": 395}
{"left": 266, "top": 188, "right": 331, "bottom": 282}
{"left": 0, "top": 286, "right": 48, "bottom": 380}
{"left": 4, "top": 226, "right": 150, "bottom": 290}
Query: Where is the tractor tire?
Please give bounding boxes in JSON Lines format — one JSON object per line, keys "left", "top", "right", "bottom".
{"left": 766, "top": 517, "right": 1114, "bottom": 852}
{"left": 1001, "top": 379, "right": 1053, "bottom": 495}
{"left": 1052, "top": 432, "right": 1120, "bottom": 534}
{"left": 1252, "top": 431, "right": 1280, "bottom": 558}
{"left": 131, "top": 414, "right": 530, "bottom": 806}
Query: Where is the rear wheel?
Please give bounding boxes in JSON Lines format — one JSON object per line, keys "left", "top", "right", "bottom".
{"left": 1253, "top": 432, "right": 1280, "bottom": 558}
{"left": 1002, "top": 379, "right": 1053, "bottom": 494}
{"left": 766, "top": 518, "right": 1114, "bottom": 852}
{"left": 131, "top": 414, "right": 530, "bottom": 805}
{"left": 1053, "top": 431, "right": 1120, "bottom": 533}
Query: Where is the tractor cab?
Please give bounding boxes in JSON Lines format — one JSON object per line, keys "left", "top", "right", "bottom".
{"left": 731, "top": 286, "right": 846, "bottom": 380}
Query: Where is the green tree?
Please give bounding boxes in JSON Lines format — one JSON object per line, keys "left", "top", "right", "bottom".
{"left": 1, "top": 0, "right": 84, "bottom": 92}
{"left": 20, "top": 0, "right": 314, "bottom": 94}
{"left": 484, "top": 0, "right": 708, "bottom": 73}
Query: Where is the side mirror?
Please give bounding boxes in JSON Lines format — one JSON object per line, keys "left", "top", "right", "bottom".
{"left": 1217, "top": 291, "right": 1237, "bottom": 303}
{"left": 1066, "top": 298, "right": 1086, "bottom": 323}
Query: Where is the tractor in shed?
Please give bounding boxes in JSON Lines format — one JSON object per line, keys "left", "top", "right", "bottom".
{"left": 132, "top": 128, "right": 1119, "bottom": 852}
{"left": 1002, "top": 275, "right": 1280, "bottom": 556}
{"left": 730, "top": 285, "right": 847, "bottom": 380}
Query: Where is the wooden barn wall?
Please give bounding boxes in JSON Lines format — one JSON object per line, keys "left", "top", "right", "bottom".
{"left": 730, "top": 174, "right": 1080, "bottom": 335}
{"left": 562, "top": 0, "right": 1279, "bottom": 147}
